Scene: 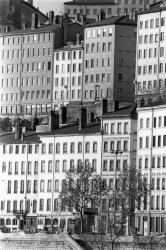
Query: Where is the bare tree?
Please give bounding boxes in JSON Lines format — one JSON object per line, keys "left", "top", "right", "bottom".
{"left": 59, "top": 162, "right": 109, "bottom": 234}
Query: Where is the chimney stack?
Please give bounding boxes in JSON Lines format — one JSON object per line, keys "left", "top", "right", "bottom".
{"left": 49, "top": 11, "right": 54, "bottom": 24}
{"left": 31, "top": 13, "right": 38, "bottom": 29}
{"left": 49, "top": 110, "right": 59, "bottom": 131}
{"left": 102, "top": 99, "right": 108, "bottom": 115}
{"left": 15, "top": 118, "right": 22, "bottom": 140}
{"left": 28, "top": 0, "right": 33, "bottom": 5}
{"left": 76, "top": 33, "right": 80, "bottom": 45}
{"left": 79, "top": 107, "right": 87, "bottom": 131}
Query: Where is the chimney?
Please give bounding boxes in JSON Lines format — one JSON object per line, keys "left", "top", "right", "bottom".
{"left": 102, "top": 99, "right": 108, "bottom": 115}
{"left": 28, "top": 0, "right": 33, "bottom": 5}
{"left": 31, "top": 13, "right": 38, "bottom": 29}
{"left": 79, "top": 107, "right": 87, "bottom": 131}
{"left": 21, "top": 127, "right": 26, "bottom": 142}
{"left": 60, "top": 106, "right": 67, "bottom": 124}
{"left": 49, "top": 11, "right": 54, "bottom": 24}
{"left": 97, "top": 13, "right": 101, "bottom": 22}
{"left": 76, "top": 33, "right": 80, "bottom": 45}
{"left": 49, "top": 110, "right": 59, "bottom": 131}
{"left": 100, "top": 10, "right": 106, "bottom": 21}
{"left": 114, "top": 101, "right": 119, "bottom": 111}
{"left": 15, "top": 118, "right": 22, "bottom": 140}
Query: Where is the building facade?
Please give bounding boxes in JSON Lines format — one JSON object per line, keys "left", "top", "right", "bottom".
{"left": 0, "top": 122, "right": 102, "bottom": 233}
{"left": 0, "top": 25, "right": 62, "bottom": 117}
{"left": 64, "top": 0, "right": 155, "bottom": 21}
{"left": 101, "top": 105, "right": 137, "bottom": 233}
{"left": 0, "top": 0, "right": 48, "bottom": 33}
{"left": 53, "top": 42, "right": 83, "bottom": 109}
{"left": 136, "top": 104, "right": 166, "bottom": 235}
{"left": 83, "top": 16, "right": 136, "bottom": 108}
{"left": 135, "top": 2, "right": 166, "bottom": 104}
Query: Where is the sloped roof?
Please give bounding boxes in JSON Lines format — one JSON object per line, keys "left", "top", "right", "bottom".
{"left": 64, "top": 0, "right": 116, "bottom": 5}
{"left": 102, "top": 105, "right": 137, "bottom": 119}
{"left": 85, "top": 15, "right": 136, "bottom": 28}
{"left": 0, "top": 131, "right": 41, "bottom": 145}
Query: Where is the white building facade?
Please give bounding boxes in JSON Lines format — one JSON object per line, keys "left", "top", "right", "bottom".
{"left": 136, "top": 104, "right": 166, "bottom": 235}
{"left": 0, "top": 123, "right": 102, "bottom": 233}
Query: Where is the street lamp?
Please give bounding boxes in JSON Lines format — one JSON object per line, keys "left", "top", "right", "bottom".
{"left": 109, "top": 150, "right": 123, "bottom": 234}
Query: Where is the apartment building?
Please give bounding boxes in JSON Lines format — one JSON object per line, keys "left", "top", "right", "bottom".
{"left": 53, "top": 42, "right": 83, "bottom": 109}
{"left": 64, "top": 0, "right": 154, "bottom": 21}
{"left": 83, "top": 16, "right": 136, "bottom": 108}
{"left": 0, "top": 117, "right": 102, "bottom": 233}
{"left": 135, "top": 2, "right": 166, "bottom": 104}
{"left": 101, "top": 105, "right": 137, "bottom": 233}
{"left": 136, "top": 104, "right": 166, "bottom": 235}
{"left": 0, "top": 0, "right": 48, "bottom": 33}
{"left": 0, "top": 25, "right": 62, "bottom": 117}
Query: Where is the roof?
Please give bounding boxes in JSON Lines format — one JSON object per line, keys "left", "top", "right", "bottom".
{"left": 21, "top": 0, "right": 48, "bottom": 20}
{"left": 42, "top": 123, "right": 101, "bottom": 137}
{"left": 85, "top": 15, "right": 137, "bottom": 28}
{"left": 0, "top": 131, "right": 41, "bottom": 145}
{"left": 0, "top": 24, "right": 61, "bottom": 36}
{"left": 0, "top": 123, "right": 101, "bottom": 145}
{"left": 64, "top": 0, "right": 116, "bottom": 6}
{"left": 102, "top": 105, "right": 137, "bottom": 119}
{"left": 138, "top": 2, "right": 166, "bottom": 15}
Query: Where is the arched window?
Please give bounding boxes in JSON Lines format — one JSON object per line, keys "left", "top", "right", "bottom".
{"left": 46, "top": 218, "right": 51, "bottom": 226}
{"left": 0, "top": 218, "right": 4, "bottom": 226}
{"left": 53, "top": 218, "right": 58, "bottom": 225}
{"left": 6, "top": 218, "right": 11, "bottom": 225}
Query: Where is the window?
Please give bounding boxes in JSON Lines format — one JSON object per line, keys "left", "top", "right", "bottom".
{"left": 40, "top": 180, "right": 44, "bottom": 192}
{"left": 103, "top": 160, "right": 107, "bottom": 171}
{"left": 85, "top": 142, "right": 90, "bottom": 153}
{"left": 124, "top": 141, "right": 128, "bottom": 151}
{"left": 93, "top": 142, "right": 97, "bottom": 153}
{"left": 28, "top": 161, "right": 32, "bottom": 174}
{"left": 54, "top": 199, "right": 58, "bottom": 211}
{"left": 153, "top": 136, "right": 156, "bottom": 147}
{"left": 7, "top": 180, "right": 11, "bottom": 193}
{"left": 139, "top": 158, "right": 142, "bottom": 169}
{"left": 47, "top": 180, "right": 52, "bottom": 192}
{"left": 157, "top": 178, "right": 160, "bottom": 190}
{"left": 109, "top": 160, "right": 114, "bottom": 171}
{"left": 104, "top": 141, "right": 108, "bottom": 152}
{"left": 78, "top": 142, "right": 82, "bottom": 153}
{"left": 63, "top": 143, "right": 67, "bottom": 153}
{"left": 34, "top": 161, "right": 38, "bottom": 174}
{"left": 48, "top": 160, "right": 52, "bottom": 173}
{"left": 92, "top": 159, "right": 97, "bottom": 172}
{"left": 41, "top": 161, "right": 45, "bottom": 172}
{"left": 47, "top": 199, "right": 51, "bottom": 211}
{"left": 39, "top": 199, "right": 44, "bottom": 211}
{"left": 33, "top": 180, "right": 37, "bottom": 193}
{"left": 70, "top": 143, "right": 75, "bottom": 153}
{"left": 48, "top": 143, "right": 53, "bottom": 154}
{"left": 62, "top": 160, "right": 67, "bottom": 172}
{"left": 70, "top": 160, "right": 74, "bottom": 172}
{"left": 27, "top": 180, "right": 31, "bottom": 193}
{"left": 55, "top": 180, "right": 59, "bottom": 192}
{"left": 55, "top": 160, "right": 60, "bottom": 172}
{"left": 41, "top": 144, "right": 46, "bottom": 154}
{"left": 145, "top": 137, "right": 149, "bottom": 148}
{"left": 20, "top": 180, "right": 24, "bottom": 193}
{"left": 117, "top": 123, "right": 121, "bottom": 134}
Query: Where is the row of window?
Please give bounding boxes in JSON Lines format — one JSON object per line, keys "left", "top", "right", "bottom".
{"left": 85, "top": 42, "right": 112, "bottom": 53}
{"left": 7, "top": 179, "right": 66, "bottom": 194}
{"left": 55, "top": 50, "right": 82, "bottom": 61}
{"left": 138, "top": 47, "right": 164, "bottom": 59}
{"left": 84, "top": 73, "right": 112, "bottom": 84}
{"left": 137, "top": 62, "right": 166, "bottom": 75}
{"left": 139, "top": 116, "right": 166, "bottom": 129}
{"left": 55, "top": 63, "right": 81, "bottom": 74}
{"left": 54, "top": 89, "right": 82, "bottom": 100}
{"left": 103, "top": 159, "right": 128, "bottom": 172}
{"left": 85, "top": 57, "right": 112, "bottom": 68}
{"left": 151, "top": 177, "right": 166, "bottom": 191}
{"left": 2, "top": 159, "right": 97, "bottom": 175}
{"left": 103, "top": 140, "right": 129, "bottom": 153}
{"left": 139, "top": 135, "right": 166, "bottom": 149}
{"left": 2, "top": 33, "right": 53, "bottom": 46}
{"left": 137, "top": 216, "right": 166, "bottom": 234}
{"left": 139, "top": 155, "right": 166, "bottom": 169}
{"left": 1, "top": 61, "right": 52, "bottom": 74}
{"left": 151, "top": 195, "right": 166, "bottom": 211}
{"left": 84, "top": 88, "right": 111, "bottom": 100}
{"left": 139, "top": 17, "right": 165, "bottom": 30}
{"left": 1, "top": 47, "right": 51, "bottom": 60}
{"left": 0, "top": 198, "right": 60, "bottom": 213}
{"left": 138, "top": 33, "right": 165, "bottom": 44}
{"left": 3, "top": 142, "right": 98, "bottom": 155}
{"left": 103, "top": 122, "right": 129, "bottom": 135}
{"left": 137, "top": 79, "right": 166, "bottom": 92}
{"left": 1, "top": 76, "right": 51, "bottom": 89}
{"left": 54, "top": 76, "right": 82, "bottom": 88}
{"left": 0, "top": 104, "right": 51, "bottom": 115}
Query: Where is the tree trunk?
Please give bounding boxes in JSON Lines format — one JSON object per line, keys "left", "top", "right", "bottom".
{"left": 80, "top": 212, "right": 83, "bottom": 234}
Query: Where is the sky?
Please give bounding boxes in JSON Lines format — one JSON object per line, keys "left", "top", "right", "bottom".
{"left": 33, "top": 0, "right": 69, "bottom": 15}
